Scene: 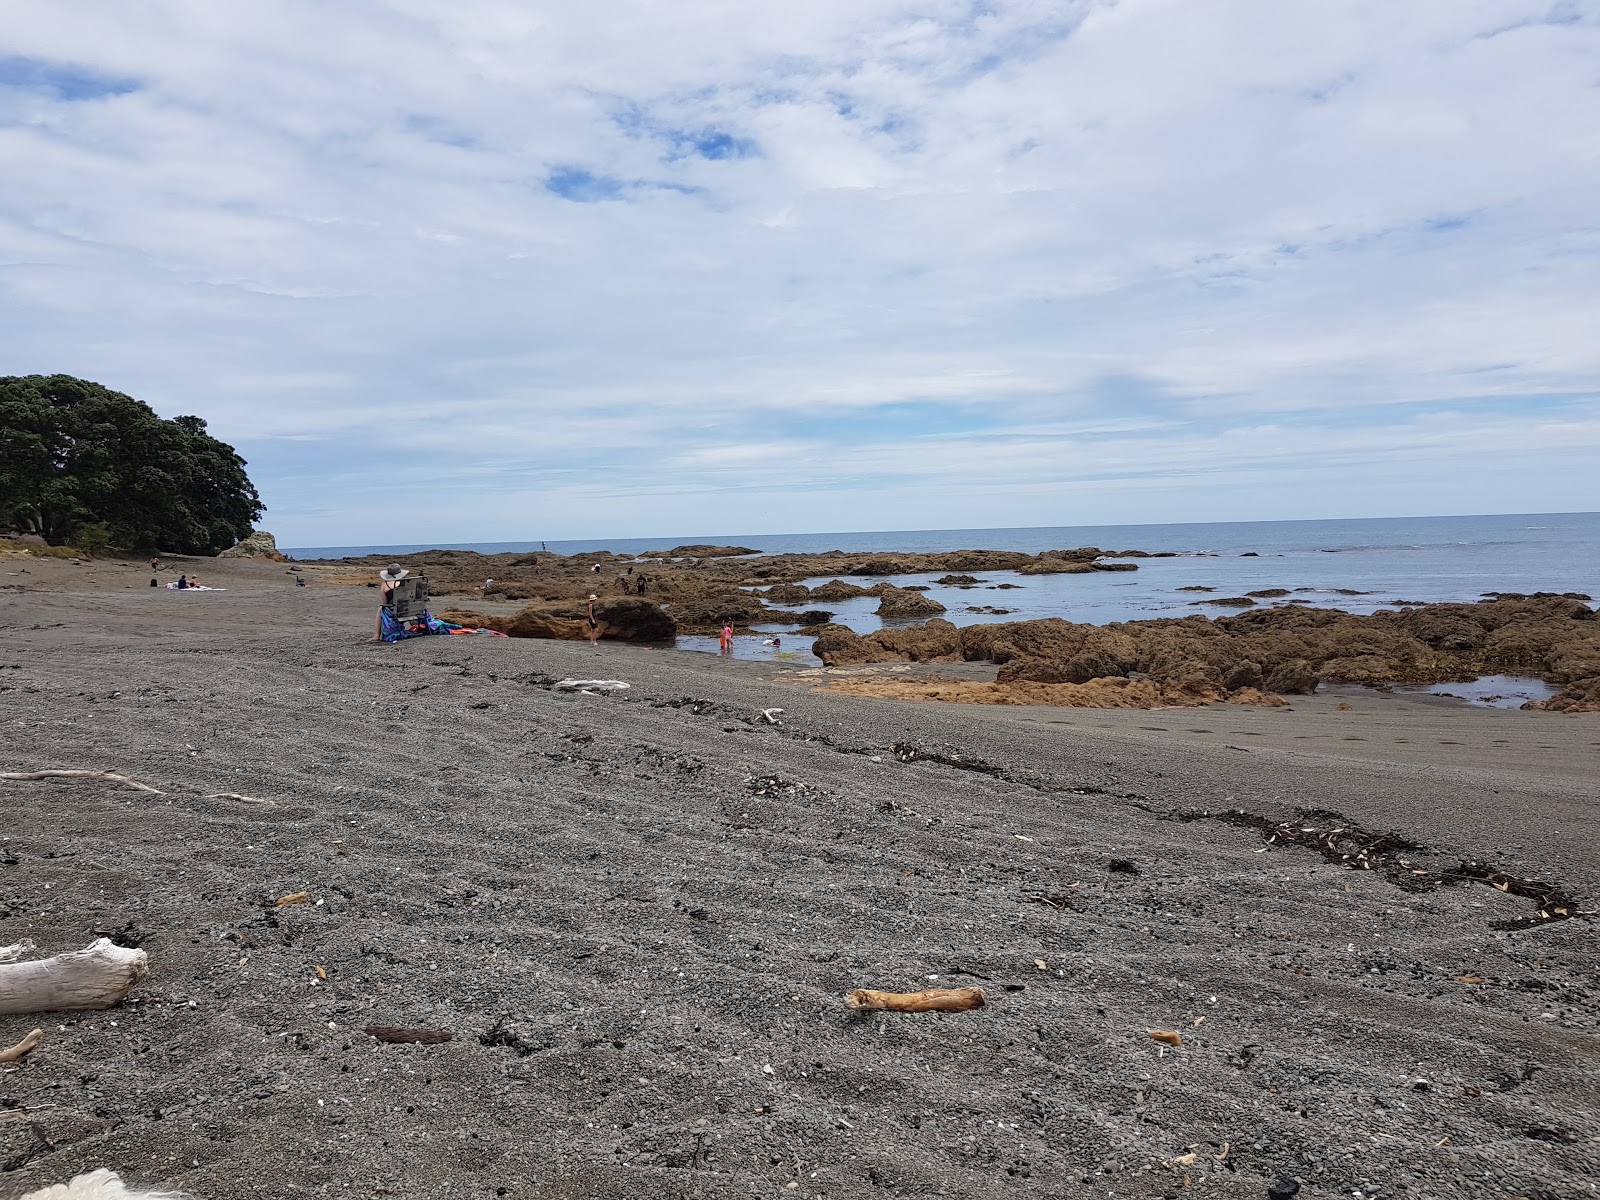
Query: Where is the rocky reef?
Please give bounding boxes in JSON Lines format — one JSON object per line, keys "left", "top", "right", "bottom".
{"left": 812, "top": 594, "right": 1600, "bottom": 709}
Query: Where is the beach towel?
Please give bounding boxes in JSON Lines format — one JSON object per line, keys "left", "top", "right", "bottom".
{"left": 379, "top": 609, "right": 507, "bottom": 643}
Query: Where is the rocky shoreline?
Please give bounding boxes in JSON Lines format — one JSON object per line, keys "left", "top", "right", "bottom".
{"left": 305, "top": 545, "right": 1600, "bottom": 714}
{"left": 803, "top": 594, "right": 1600, "bottom": 712}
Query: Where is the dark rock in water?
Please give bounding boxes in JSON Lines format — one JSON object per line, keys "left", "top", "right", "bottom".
{"left": 1089, "top": 561, "right": 1139, "bottom": 572}
{"left": 810, "top": 578, "right": 877, "bottom": 602}
{"left": 876, "top": 586, "right": 947, "bottom": 617}
{"left": 1240, "top": 551, "right": 1259, "bottom": 556}
{"left": 764, "top": 608, "right": 834, "bottom": 626}
{"left": 1266, "top": 1179, "right": 1300, "bottom": 1200}
{"left": 936, "top": 574, "right": 984, "bottom": 586}
{"left": 762, "top": 582, "right": 811, "bottom": 605}
{"left": 993, "top": 583, "right": 1022, "bottom": 589}
{"left": 1247, "top": 587, "right": 1290, "bottom": 598}
{"left": 901, "top": 584, "right": 930, "bottom": 591}
{"left": 1177, "top": 585, "right": 1215, "bottom": 592}
{"left": 652, "top": 544, "right": 758, "bottom": 557}
{"left": 850, "top": 557, "right": 903, "bottom": 576}
{"left": 1194, "top": 596, "right": 1256, "bottom": 607}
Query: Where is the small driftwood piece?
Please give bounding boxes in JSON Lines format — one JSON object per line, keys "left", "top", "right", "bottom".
{"left": 846, "top": 987, "right": 987, "bottom": 1013}
{"left": 207, "top": 792, "right": 277, "bottom": 806}
{"left": 0, "top": 939, "right": 149, "bottom": 1016}
{"left": 364, "top": 1025, "right": 453, "bottom": 1044}
{"left": 0, "top": 769, "right": 164, "bottom": 794}
{"left": 0, "top": 1028, "right": 43, "bottom": 1063}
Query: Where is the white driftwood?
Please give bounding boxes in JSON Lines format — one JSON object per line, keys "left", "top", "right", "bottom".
{"left": 0, "top": 940, "right": 38, "bottom": 964}
{"left": 0, "top": 939, "right": 149, "bottom": 1015}
{"left": 0, "top": 770, "right": 164, "bottom": 795}
{"left": 205, "top": 792, "right": 276, "bottom": 806}
{"left": 0, "top": 1027, "right": 43, "bottom": 1063}
{"left": 18, "top": 1168, "right": 192, "bottom": 1200}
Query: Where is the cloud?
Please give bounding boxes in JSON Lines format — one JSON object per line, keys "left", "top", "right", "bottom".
{"left": 0, "top": 0, "right": 1597, "bottom": 544}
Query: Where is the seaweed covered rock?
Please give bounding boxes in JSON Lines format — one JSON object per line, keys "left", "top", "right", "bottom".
{"left": 875, "top": 586, "right": 947, "bottom": 618}
{"left": 810, "top": 579, "right": 878, "bottom": 602}
{"left": 811, "top": 619, "right": 962, "bottom": 666}
{"left": 666, "top": 590, "right": 770, "bottom": 633}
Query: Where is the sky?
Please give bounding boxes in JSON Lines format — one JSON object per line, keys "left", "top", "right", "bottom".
{"left": 2, "top": 0, "right": 1598, "bottom": 546}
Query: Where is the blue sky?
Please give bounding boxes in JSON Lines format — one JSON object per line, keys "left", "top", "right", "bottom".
{"left": 2, "top": 1, "right": 1597, "bottom": 545}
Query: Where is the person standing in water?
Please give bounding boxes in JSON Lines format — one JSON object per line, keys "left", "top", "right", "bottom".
{"left": 719, "top": 623, "right": 734, "bottom": 655}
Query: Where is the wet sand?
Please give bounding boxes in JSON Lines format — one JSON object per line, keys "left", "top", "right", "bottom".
{"left": 1, "top": 555, "right": 1596, "bottom": 1199}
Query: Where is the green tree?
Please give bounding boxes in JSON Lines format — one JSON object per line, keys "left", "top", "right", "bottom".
{"left": 0, "top": 374, "right": 263, "bottom": 553}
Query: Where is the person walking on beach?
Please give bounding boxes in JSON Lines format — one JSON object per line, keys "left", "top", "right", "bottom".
{"left": 586, "top": 594, "right": 601, "bottom": 646}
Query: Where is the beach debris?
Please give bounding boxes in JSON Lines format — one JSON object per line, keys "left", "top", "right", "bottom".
{"left": 0, "top": 939, "right": 149, "bottom": 1015}
{"left": 0, "top": 1028, "right": 44, "bottom": 1063}
{"left": 846, "top": 986, "right": 987, "bottom": 1013}
{"left": 1033, "top": 959, "right": 1047, "bottom": 971}
{"left": 1198, "top": 806, "right": 1593, "bottom": 927}
{"left": 1266, "top": 1177, "right": 1301, "bottom": 1199}
{"left": 0, "top": 941, "right": 38, "bottom": 964}
{"left": 364, "top": 1025, "right": 453, "bottom": 1045}
{"left": 275, "top": 891, "right": 311, "bottom": 907}
{"left": 553, "top": 678, "right": 630, "bottom": 693}
{"left": 0, "top": 769, "right": 164, "bottom": 794}
{"left": 758, "top": 707, "right": 784, "bottom": 724}
{"left": 1108, "top": 858, "right": 1139, "bottom": 875}
{"left": 1148, "top": 1029, "right": 1183, "bottom": 1048}
{"left": 206, "top": 792, "right": 277, "bottom": 806}
{"left": 1162, "top": 1150, "right": 1199, "bottom": 1169}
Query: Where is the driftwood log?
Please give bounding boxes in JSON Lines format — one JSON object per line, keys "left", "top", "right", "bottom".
{"left": 0, "top": 769, "right": 164, "bottom": 794}
{"left": 845, "top": 986, "right": 987, "bottom": 1012}
{"left": 0, "top": 939, "right": 149, "bottom": 1016}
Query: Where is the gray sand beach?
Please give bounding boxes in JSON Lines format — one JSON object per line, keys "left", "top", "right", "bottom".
{"left": 2, "top": 556, "right": 1596, "bottom": 1199}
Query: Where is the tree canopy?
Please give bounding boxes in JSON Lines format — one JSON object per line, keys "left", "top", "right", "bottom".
{"left": 0, "top": 374, "right": 263, "bottom": 554}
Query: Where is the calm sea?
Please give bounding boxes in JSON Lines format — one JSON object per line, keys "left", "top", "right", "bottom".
{"left": 290, "top": 511, "right": 1597, "bottom": 669}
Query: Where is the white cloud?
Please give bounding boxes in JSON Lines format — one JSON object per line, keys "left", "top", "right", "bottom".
{"left": 1, "top": 0, "right": 1597, "bottom": 543}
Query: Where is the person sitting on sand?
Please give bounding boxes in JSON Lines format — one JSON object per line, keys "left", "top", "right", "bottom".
{"left": 175, "top": 574, "right": 189, "bottom": 590}
{"left": 372, "top": 564, "right": 408, "bottom": 641}
{"left": 586, "top": 594, "right": 601, "bottom": 646}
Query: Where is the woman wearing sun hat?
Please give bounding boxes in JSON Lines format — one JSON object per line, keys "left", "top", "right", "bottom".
{"left": 371, "top": 563, "right": 408, "bottom": 641}
{"left": 586, "top": 594, "right": 601, "bottom": 647}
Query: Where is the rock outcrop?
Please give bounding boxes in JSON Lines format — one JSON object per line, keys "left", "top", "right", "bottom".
{"left": 438, "top": 598, "right": 676, "bottom": 642}
{"left": 875, "top": 586, "right": 947, "bottom": 618}
{"left": 811, "top": 620, "right": 963, "bottom": 665}
{"left": 812, "top": 595, "right": 1600, "bottom": 708}
{"left": 219, "top": 530, "right": 283, "bottom": 560}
